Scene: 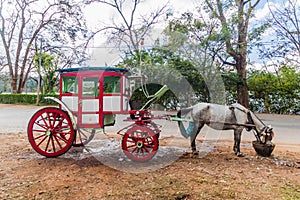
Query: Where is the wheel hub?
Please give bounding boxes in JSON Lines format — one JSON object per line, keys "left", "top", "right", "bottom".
{"left": 45, "top": 130, "right": 52, "bottom": 136}
{"left": 136, "top": 141, "right": 143, "bottom": 148}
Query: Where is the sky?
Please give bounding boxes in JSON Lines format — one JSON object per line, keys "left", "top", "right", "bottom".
{"left": 83, "top": 0, "right": 296, "bottom": 68}
{"left": 83, "top": 0, "right": 204, "bottom": 66}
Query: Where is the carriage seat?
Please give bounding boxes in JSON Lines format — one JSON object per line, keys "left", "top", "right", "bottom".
{"left": 140, "top": 85, "right": 169, "bottom": 110}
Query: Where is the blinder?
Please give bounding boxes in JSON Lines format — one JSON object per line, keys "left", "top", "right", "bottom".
{"left": 262, "top": 126, "right": 274, "bottom": 144}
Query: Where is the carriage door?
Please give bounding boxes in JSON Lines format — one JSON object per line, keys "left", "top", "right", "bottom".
{"left": 78, "top": 73, "right": 102, "bottom": 128}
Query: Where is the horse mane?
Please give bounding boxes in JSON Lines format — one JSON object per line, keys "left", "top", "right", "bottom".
{"left": 231, "top": 103, "right": 266, "bottom": 133}
{"left": 248, "top": 111, "right": 267, "bottom": 133}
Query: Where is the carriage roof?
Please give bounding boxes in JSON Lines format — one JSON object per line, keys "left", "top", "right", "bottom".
{"left": 57, "top": 66, "right": 129, "bottom": 74}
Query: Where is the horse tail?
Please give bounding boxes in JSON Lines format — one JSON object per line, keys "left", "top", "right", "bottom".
{"left": 177, "top": 108, "right": 193, "bottom": 139}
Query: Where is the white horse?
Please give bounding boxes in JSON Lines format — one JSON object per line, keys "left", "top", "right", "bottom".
{"left": 177, "top": 103, "right": 274, "bottom": 156}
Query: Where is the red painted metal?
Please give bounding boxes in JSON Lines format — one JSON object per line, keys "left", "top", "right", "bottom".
{"left": 28, "top": 67, "right": 165, "bottom": 161}
{"left": 27, "top": 107, "right": 75, "bottom": 157}
{"left": 121, "top": 125, "right": 159, "bottom": 161}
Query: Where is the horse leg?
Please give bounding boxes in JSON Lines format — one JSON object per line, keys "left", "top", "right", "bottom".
{"left": 190, "top": 123, "right": 204, "bottom": 155}
{"left": 233, "top": 128, "right": 244, "bottom": 157}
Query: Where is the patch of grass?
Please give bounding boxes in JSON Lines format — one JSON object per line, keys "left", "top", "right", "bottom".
{"left": 211, "top": 189, "right": 238, "bottom": 199}
{"left": 148, "top": 176, "right": 192, "bottom": 199}
{"left": 280, "top": 184, "right": 300, "bottom": 200}
{"left": 197, "top": 178, "right": 208, "bottom": 184}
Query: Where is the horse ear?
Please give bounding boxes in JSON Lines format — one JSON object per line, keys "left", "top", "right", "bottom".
{"left": 269, "top": 128, "right": 273, "bottom": 132}
{"left": 267, "top": 125, "right": 273, "bottom": 132}
{"left": 264, "top": 126, "right": 273, "bottom": 136}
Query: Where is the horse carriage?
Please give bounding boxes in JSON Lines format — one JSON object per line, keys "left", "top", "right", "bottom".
{"left": 27, "top": 67, "right": 275, "bottom": 162}
{"left": 27, "top": 67, "right": 168, "bottom": 161}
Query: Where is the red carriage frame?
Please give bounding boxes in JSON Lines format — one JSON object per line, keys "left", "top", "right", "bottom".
{"left": 27, "top": 67, "right": 165, "bottom": 161}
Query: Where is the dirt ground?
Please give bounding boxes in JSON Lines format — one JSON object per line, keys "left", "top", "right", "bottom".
{"left": 0, "top": 131, "right": 299, "bottom": 200}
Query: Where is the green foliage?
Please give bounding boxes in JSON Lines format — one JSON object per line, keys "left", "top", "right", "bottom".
{"left": 0, "top": 94, "right": 58, "bottom": 105}
{"left": 34, "top": 52, "right": 59, "bottom": 94}
{"left": 118, "top": 47, "right": 212, "bottom": 109}
{"left": 248, "top": 65, "right": 300, "bottom": 114}
{"left": 118, "top": 47, "right": 300, "bottom": 113}
{"left": 248, "top": 23, "right": 271, "bottom": 42}
{"left": 221, "top": 71, "right": 239, "bottom": 104}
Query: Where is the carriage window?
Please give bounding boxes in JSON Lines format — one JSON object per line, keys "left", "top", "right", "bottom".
{"left": 82, "top": 78, "right": 99, "bottom": 96}
{"left": 62, "top": 76, "right": 78, "bottom": 94}
{"left": 104, "top": 76, "right": 120, "bottom": 94}
{"left": 124, "top": 77, "right": 131, "bottom": 95}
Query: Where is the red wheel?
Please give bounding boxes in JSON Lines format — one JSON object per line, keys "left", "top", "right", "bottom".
{"left": 122, "top": 125, "right": 159, "bottom": 161}
{"left": 27, "top": 107, "right": 75, "bottom": 157}
{"left": 73, "top": 128, "right": 95, "bottom": 147}
{"left": 148, "top": 122, "right": 161, "bottom": 139}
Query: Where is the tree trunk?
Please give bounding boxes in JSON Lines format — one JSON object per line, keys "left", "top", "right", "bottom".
{"left": 236, "top": 58, "right": 250, "bottom": 108}
{"left": 264, "top": 96, "right": 270, "bottom": 113}
{"left": 237, "top": 81, "right": 249, "bottom": 108}
{"left": 10, "top": 75, "right": 17, "bottom": 94}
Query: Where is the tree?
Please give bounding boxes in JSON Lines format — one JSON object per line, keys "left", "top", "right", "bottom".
{"left": 0, "top": 0, "right": 87, "bottom": 94}
{"left": 163, "top": 1, "right": 265, "bottom": 107}
{"left": 202, "top": 0, "right": 262, "bottom": 108}
{"left": 165, "top": 11, "right": 227, "bottom": 105}
{"left": 248, "top": 70, "right": 276, "bottom": 113}
{"left": 117, "top": 46, "right": 211, "bottom": 108}
{"left": 84, "top": 0, "right": 167, "bottom": 58}
{"left": 271, "top": 0, "right": 300, "bottom": 57}
{"left": 248, "top": 65, "right": 300, "bottom": 114}
{"left": 0, "top": 71, "right": 9, "bottom": 92}
{"left": 33, "top": 52, "right": 58, "bottom": 94}
{"left": 259, "top": 0, "right": 300, "bottom": 65}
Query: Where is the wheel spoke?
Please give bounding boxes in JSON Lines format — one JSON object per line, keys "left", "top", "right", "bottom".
{"left": 32, "top": 129, "right": 47, "bottom": 133}
{"left": 126, "top": 144, "right": 137, "bottom": 148}
{"left": 46, "top": 112, "right": 52, "bottom": 128}
{"left": 55, "top": 116, "right": 65, "bottom": 129}
{"left": 126, "top": 138, "right": 135, "bottom": 143}
{"left": 79, "top": 131, "right": 87, "bottom": 138}
{"left": 55, "top": 133, "right": 69, "bottom": 144}
{"left": 28, "top": 107, "right": 75, "bottom": 157}
{"left": 131, "top": 147, "right": 138, "bottom": 153}
{"left": 140, "top": 147, "right": 145, "bottom": 155}
{"left": 50, "top": 136, "right": 56, "bottom": 153}
{"left": 76, "top": 131, "right": 83, "bottom": 144}
{"left": 73, "top": 128, "right": 95, "bottom": 147}
{"left": 40, "top": 115, "right": 50, "bottom": 129}
{"left": 142, "top": 146, "right": 150, "bottom": 153}
{"left": 34, "top": 133, "right": 47, "bottom": 140}
{"left": 53, "top": 134, "right": 63, "bottom": 149}
{"left": 34, "top": 119, "right": 48, "bottom": 130}
{"left": 144, "top": 143, "right": 154, "bottom": 148}
{"left": 36, "top": 134, "right": 48, "bottom": 146}
{"left": 44, "top": 136, "right": 51, "bottom": 152}
{"left": 122, "top": 125, "right": 159, "bottom": 161}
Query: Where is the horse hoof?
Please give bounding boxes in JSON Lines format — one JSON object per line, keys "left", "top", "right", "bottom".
{"left": 236, "top": 152, "right": 244, "bottom": 157}
{"left": 187, "top": 151, "right": 199, "bottom": 158}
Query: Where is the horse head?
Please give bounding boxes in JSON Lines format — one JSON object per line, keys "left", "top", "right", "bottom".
{"left": 262, "top": 126, "right": 274, "bottom": 145}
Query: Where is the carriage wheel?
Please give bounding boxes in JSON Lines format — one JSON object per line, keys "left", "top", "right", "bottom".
{"left": 27, "top": 107, "right": 75, "bottom": 157}
{"left": 122, "top": 125, "right": 159, "bottom": 162}
{"left": 148, "top": 122, "right": 161, "bottom": 139}
{"left": 73, "top": 128, "right": 95, "bottom": 147}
